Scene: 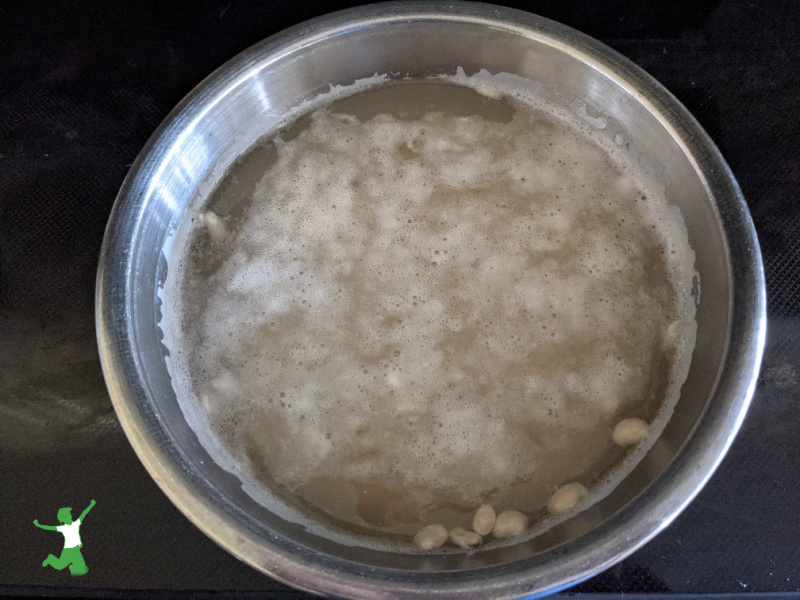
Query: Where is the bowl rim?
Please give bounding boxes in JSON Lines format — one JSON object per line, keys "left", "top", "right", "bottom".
{"left": 96, "top": 2, "right": 766, "bottom": 598}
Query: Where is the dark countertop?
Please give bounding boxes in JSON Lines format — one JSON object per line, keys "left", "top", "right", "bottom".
{"left": 1, "top": 0, "right": 798, "bottom": 597}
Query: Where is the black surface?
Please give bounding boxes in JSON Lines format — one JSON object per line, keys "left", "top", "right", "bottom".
{"left": 1, "top": 0, "right": 799, "bottom": 597}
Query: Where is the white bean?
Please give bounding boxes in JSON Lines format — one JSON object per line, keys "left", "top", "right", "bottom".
{"left": 667, "top": 320, "right": 679, "bottom": 340}
{"left": 414, "top": 524, "right": 448, "bottom": 550}
{"left": 492, "top": 510, "right": 529, "bottom": 538}
{"left": 662, "top": 320, "right": 680, "bottom": 349}
{"left": 449, "top": 527, "right": 482, "bottom": 549}
{"left": 613, "top": 417, "right": 649, "bottom": 446}
{"left": 472, "top": 504, "right": 496, "bottom": 536}
{"left": 547, "top": 482, "right": 588, "bottom": 514}
{"left": 203, "top": 211, "right": 227, "bottom": 242}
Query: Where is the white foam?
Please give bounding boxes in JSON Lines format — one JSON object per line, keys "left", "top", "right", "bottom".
{"left": 160, "top": 72, "right": 697, "bottom": 551}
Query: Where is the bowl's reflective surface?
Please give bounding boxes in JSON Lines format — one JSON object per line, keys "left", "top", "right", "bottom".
{"left": 96, "top": 3, "right": 765, "bottom": 598}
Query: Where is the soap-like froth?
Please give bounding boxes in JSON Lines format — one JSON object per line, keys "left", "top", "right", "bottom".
{"left": 162, "top": 82, "right": 697, "bottom": 543}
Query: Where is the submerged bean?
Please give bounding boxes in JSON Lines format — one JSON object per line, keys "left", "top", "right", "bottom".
{"left": 203, "top": 211, "right": 227, "bottom": 241}
{"left": 472, "top": 504, "right": 496, "bottom": 536}
{"left": 414, "top": 524, "right": 448, "bottom": 550}
{"left": 492, "top": 510, "right": 529, "bottom": 538}
{"left": 449, "top": 527, "right": 482, "bottom": 548}
{"left": 547, "top": 482, "right": 588, "bottom": 514}
{"left": 613, "top": 417, "right": 649, "bottom": 446}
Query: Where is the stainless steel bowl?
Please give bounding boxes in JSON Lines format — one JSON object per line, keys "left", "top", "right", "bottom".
{"left": 96, "top": 3, "right": 766, "bottom": 598}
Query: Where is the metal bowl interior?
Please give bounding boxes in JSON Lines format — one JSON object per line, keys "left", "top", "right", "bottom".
{"left": 96, "top": 3, "right": 765, "bottom": 598}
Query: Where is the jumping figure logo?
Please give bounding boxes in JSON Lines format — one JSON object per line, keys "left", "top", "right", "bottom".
{"left": 33, "top": 499, "right": 96, "bottom": 576}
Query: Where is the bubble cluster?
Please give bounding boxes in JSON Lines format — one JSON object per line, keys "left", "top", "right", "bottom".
{"left": 161, "top": 79, "right": 697, "bottom": 546}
